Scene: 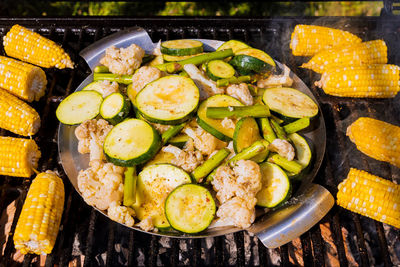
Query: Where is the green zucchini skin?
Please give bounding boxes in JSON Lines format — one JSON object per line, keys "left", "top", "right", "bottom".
{"left": 233, "top": 117, "right": 262, "bottom": 154}
{"left": 161, "top": 39, "right": 204, "bottom": 56}
{"left": 100, "top": 93, "right": 131, "bottom": 125}
{"left": 217, "top": 40, "right": 250, "bottom": 53}
{"left": 206, "top": 60, "right": 235, "bottom": 81}
{"left": 230, "top": 55, "right": 275, "bottom": 75}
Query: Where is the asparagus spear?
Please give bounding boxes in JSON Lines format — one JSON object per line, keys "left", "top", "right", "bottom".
{"left": 161, "top": 123, "right": 185, "bottom": 145}
{"left": 216, "top": 75, "right": 252, "bottom": 87}
{"left": 268, "top": 154, "right": 303, "bottom": 174}
{"left": 94, "top": 65, "right": 110, "bottom": 73}
{"left": 123, "top": 166, "right": 137, "bottom": 206}
{"left": 93, "top": 73, "right": 132, "bottom": 84}
{"left": 259, "top": 117, "right": 277, "bottom": 143}
{"left": 283, "top": 118, "right": 310, "bottom": 134}
{"left": 192, "top": 148, "right": 231, "bottom": 183}
{"left": 270, "top": 118, "right": 287, "bottom": 140}
{"left": 206, "top": 105, "right": 270, "bottom": 119}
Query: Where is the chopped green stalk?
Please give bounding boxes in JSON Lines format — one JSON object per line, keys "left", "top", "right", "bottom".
{"left": 93, "top": 73, "right": 132, "bottom": 85}
{"left": 155, "top": 49, "right": 234, "bottom": 73}
{"left": 206, "top": 105, "right": 270, "bottom": 119}
{"left": 270, "top": 114, "right": 284, "bottom": 124}
{"left": 228, "top": 140, "right": 267, "bottom": 165}
{"left": 259, "top": 118, "right": 277, "bottom": 143}
{"left": 283, "top": 118, "right": 310, "bottom": 134}
{"left": 216, "top": 75, "right": 251, "bottom": 87}
{"left": 192, "top": 148, "right": 230, "bottom": 183}
{"left": 268, "top": 154, "right": 303, "bottom": 174}
{"left": 142, "top": 54, "right": 156, "bottom": 64}
{"left": 161, "top": 123, "right": 185, "bottom": 145}
{"left": 94, "top": 65, "right": 110, "bottom": 73}
{"left": 179, "top": 70, "right": 189, "bottom": 77}
{"left": 123, "top": 166, "right": 137, "bottom": 206}
{"left": 270, "top": 118, "right": 287, "bottom": 140}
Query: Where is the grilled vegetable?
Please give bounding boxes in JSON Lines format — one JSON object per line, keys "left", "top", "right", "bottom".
{"left": 161, "top": 123, "right": 185, "bottom": 145}
{"left": 0, "top": 88, "right": 40, "bottom": 136}
{"left": 94, "top": 65, "right": 109, "bottom": 73}
{"left": 259, "top": 118, "right": 277, "bottom": 143}
{"left": 216, "top": 75, "right": 251, "bottom": 87}
{"left": 337, "top": 168, "right": 400, "bottom": 229}
{"left": 161, "top": 39, "right": 203, "bottom": 56}
{"left": 283, "top": 118, "right": 310, "bottom": 134}
{"left": 270, "top": 118, "right": 287, "bottom": 140}
{"left": 168, "top": 134, "right": 189, "bottom": 148}
{"left": 263, "top": 87, "right": 318, "bottom": 119}
{"left": 233, "top": 117, "right": 262, "bottom": 153}
{"left": 197, "top": 94, "right": 243, "bottom": 141}
{"left": 165, "top": 184, "right": 215, "bottom": 233}
{"left": 302, "top": 40, "right": 387, "bottom": 73}
{"left": 163, "top": 53, "right": 203, "bottom": 62}
{"left": 0, "top": 136, "right": 40, "bottom": 177}
{"left": 3, "top": 24, "right": 73, "bottom": 69}
{"left": 123, "top": 167, "right": 137, "bottom": 206}
{"left": 136, "top": 76, "right": 200, "bottom": 124}
{"left": 290, "top": 24, "right": 362, "bottom": 57}
{"left": 104, "top": 119, "right": 161, "bottom": 166}
{"left": 56, "top": 90, "right": 103, "bottom": 125}
{"left": 347, "top": 117, "right": 400, "bottom": 168}
{"left": 192, "top": 148, "right": 230, "bottom": 183}
{"left": 206, "top": 60, "right": 235, "bottom": 81}
{"left": 228, "top": 139, "right": 269, "bottom": 164}
{"left": 315, "top": 64, "right": 400, "bottom": 98}
{"left": 230, "top": 48, "right": 275, "bottom": 75}
{"left": 216, "top": 40, "right": 250, "bottom": 53}
{"left": 256, "top": 162, "right": 291, "bottom": 208}
{"left": 206, "top": 105, "right": 270, "bottom": 119}
{"left": 0, "top": 56, "right": 47, "bottom": 102}
{"left": 289, "top": 133, "right": 312, "bottom": 169}
{"left": 14, "top": 171, "right": 64, "bottom": 255}
{"left": 100, "top": 93, "right": 131, "bottom": 125}
{"left": 144, "top": 150, "right": 176, "bottom": 167}
{"left": 268, "top": 154, "right": 303, "bottom": 175}
{"left": 133, "top": 164, "right": 191, "bottom": 229}
{"left": 93, "top": 73, "right": 132, "bottom": 84}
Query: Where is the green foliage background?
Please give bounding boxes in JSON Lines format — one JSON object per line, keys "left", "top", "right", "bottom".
{"left": 0, "top": 1, "right": 382, "bottom": 17}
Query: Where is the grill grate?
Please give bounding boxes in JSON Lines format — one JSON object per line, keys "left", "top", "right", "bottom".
{"left": 0, "top": 17, "right": 399, "bottom": 266}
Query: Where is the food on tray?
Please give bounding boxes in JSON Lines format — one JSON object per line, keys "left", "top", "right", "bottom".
{"left": 100, "top": 44, "right": 145, "bottom": 75}
{"left": 57, "top": 38, "right": 319, "bottom": 233}
{"left": 347, "top": 117, "right": 400, "bottom": 168}
{"left": 301, "top": 40, "right": 388, "bottom": 73}
{"left": 337, "top": 168, "right": 400, "bottom": 229}
{"left": 14, "top": 171, "right": 64, "bottom": 254}
{"left": 0, "top": 88, "right": 40, "bottom": 136}
{"left": 290, "top": 24, "right": 362, "bottom": 57}
{"left": 3, "top": 24, "right": 74, "bottom": 69}
{"left": 0, "top": 136, "right": 40, "bottom": 177}
{"left": 0, "top": 56, "right": 47, "bottom": 102}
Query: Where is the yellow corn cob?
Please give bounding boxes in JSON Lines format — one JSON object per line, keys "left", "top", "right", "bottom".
{"left": 302, "top": 40, "right": 387, "bottom": 73}
{"left": 0, "top": 56, "right": 47, "bottom": 102}
{"left": 3, "top": 24, "right": 73, "bottom": 69}
{"left": 315, "top": 64, "right": 400, "bottom": 98}
{"left": 347, "top": 117, "right": 400, "bottom": 168}
{"left": 337, "top": 168, "right": 400, "bottom": 228}
{"left": 0, "top": 136, "right": 40, "bottom": 177}
{"left": 290, "top": 24, "right": 362, "bottom": 57}
{"left": 14, "top": 171, "right": 64, "bottom": 255}
{"left": 0, "top": 88, "right": 40, "bottom": 136}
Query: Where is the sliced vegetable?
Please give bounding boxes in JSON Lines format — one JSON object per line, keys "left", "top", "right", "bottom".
{"left": 142, "top": 54, "right": 156, "bottom": 64}
{"left": 233, "top": 117, "right": 262, "bottom": 153}
{"left": 93, "top": 73, "right": 132, "bottom": 85}
{"left": 283, "top": 118, "right": 310, "bottom": 134}
{"left": 163, "top": 53, "right": 203, "bottom": 62}
{"left": 161, "top": 123, "right": 185, "bottom": 145}
{"left": 256, "top": 162, "right": 291, "bottom": 208}
{"left": 289, "top": 133, "right": 312, "bottom": 169}
{"left": 270, "top": 118, "right": 287, "bottom": 140}
{"left": 268, "top": 154, "right": 303, "bottom": 175}
{"left": 144, "top": 150, "right": 176, "bottom": 167}
{"left": 197, "top": 94, "right": 243, "bottom": 141}
{"left": 103, "top": 119, "right": 161, "bottom": 166}
{"left": 217, "top": 40, "right": 250, "bottom": 53}
{"left": 133, "top": 164, "right": 191, "bottom": 229}
{"left": 161, "top": 39, "right": 203, "bottom": 56}
{"left": 216, "top": 75, "right": 251, "bottom": 87}
{"left": 168, "top": 134, "right": 189, "bottom": 148}
{"left": 228, "top": 139, "right": 269, "bottom": 165}
{"left": 192, "top": 148, "right": 230, "bottom": 183}
{"left": 56, "top": 90, "right": 103, "bottom": 125}
{"left": 123, "top": 167, "right": 137, "bottom": 206}
{"left": 263, "top": 87, "right": 319, "bottom": 119}
{"left": 230, "top": 48, "right": 276, "bottom": 75}
{"left": 136, "top": 76, "right": 199, "bottom": 125}
{"left": 259, "top": 118, "right": 277, "bottom": 143}
{"left": 165, "top": 184, "right": 215, "bottom": 233}
{"left": 206, "top": 60, "right": 235, "bottom": 81}
{"left": 206, "top": 105, "right": 270, "bottom": 119}
{"left": 100, "top": 92, "right": 131, "bottom": 125}
{"left": 94, "top": 65, "right": 110, "bottom": 73}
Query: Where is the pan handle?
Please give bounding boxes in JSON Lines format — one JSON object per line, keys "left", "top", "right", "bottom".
{"left": 79, "top": 26, "right": 155, "bottom": 70}
{"left": 247, "top": 183, "right": 334, "bottom": 248}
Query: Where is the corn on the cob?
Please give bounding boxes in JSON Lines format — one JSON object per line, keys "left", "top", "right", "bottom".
{"left": 3, "top": 24, "right": 73, "bottom": 69}
{"left": 302, "top": 40, "right": 387, "bottom": 73}
{"left": 315, "top": 64, "right": 400, "bottom": 98}
{"left": 0, "top": 56, "right": 47, "bottom": 102}
{"left": 347, "top": 117, "right": 400, "bottom": 168}
{"left": 14, "top": 171, "right": 64, "bottom": 255}
{"left": 0, "top": 88, "right": 40, "bottom": 136}
{"left": 337, "top": 168, "right": 400, "bottom": 229}
{"left": 0, "top": 136, "right": 40, "bottom": 177}
{"left": 290, "top": 24, "right": 362, "bottom": 57}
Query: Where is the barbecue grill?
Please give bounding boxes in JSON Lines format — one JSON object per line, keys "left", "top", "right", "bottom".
{"left": 1, "top": 2, "right": 400, "bottom": 266}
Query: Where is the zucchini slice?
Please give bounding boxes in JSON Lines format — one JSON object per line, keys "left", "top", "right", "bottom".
{"left": 103, "top": 119, "right": 161, "bottom": 166}
{"left": 136, "top": 76, "right": 200, "bottom": 125}
{"left": 133, "top": 164, "right": 192, "bottom": 229}
{"left": 56, "top": 90, "right": 103, "bottom": 125}
{"left": 230, "top": 48, "right": 276, "bottom": 75}
{"left": 233, "top": 117, "right": 262, "bottom": 154}
{"left": 82, "top": 81, "right": 106, "bottom": 92}
{"left": 100, "top": 93, "right": 131, "bottom": 125}
{"left": 263, "top": 87, "right": 319, "bottom": 119}
{"left": 217, "top": 40, "right": 251, "bottom": 54}
{"left": 289, "top": 133, "right": 312, "bottom": 169}
{"left": 165, "top": 184, "right": 215, "bottom": 233}
{"left": 206, "top": 60, "right": 235, "bottom": 81}
{"left": 256, "top": 162, "right": 291, "bottom": 208}
{"left": 161, "top": 39, "right": 203, "bottom": 56}
{"left": 144, "top": 150, "right": 176, "bottom": 167}
{"left": 197, "top": 94, "right": 243, "bottom": 141}
{"left": 168, "top": 134, "right": 190, "bottom": 148}
{"left": 163, "top": 53, "right": 204, "bottom": 62}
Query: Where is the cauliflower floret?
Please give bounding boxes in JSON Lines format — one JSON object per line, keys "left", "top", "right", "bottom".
{"left": 107, "top": 201, "right": 135, "bottom": 227}
{"left": 91, "top": 80, "right": 119, "bottom": 98}
{"left": 129, "top": 66, "right": 163, "bottom": 98}
{"left": 221, "top": 117, "right": 236, "bottom": 130}
{"left": 75, "top": 119, "right": 113, "bottom": 161}
{"left": 226, "top": 83, "right": 253, "bottom": 106}
{"left": 257, "top": 65, "right": 293, "bottom": 88}
{"left": 216, "top": 197, "right": 256, "bottom": 229}
{"left": 99, "top": 44, "right": 145, "bottom": 75}
{"left": 268, "top": 139, "right": 295, "bottom": 161}
{"left": 149, "top": 122, "right": 171, "bottom": 134}
{"left": 77, "top": 160, "right": 125, "bottom": 211}
{"left": 233, "top": 159, "right": 263, "bottom": 197}
{"left": 182, "top": 122, "right": 225, "bottom": 156}
{"left": 162, "top": 140, "right": 204, "bottom": 172}
{"left": 137, "top": 216, "right": 155, "bottom": 232}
